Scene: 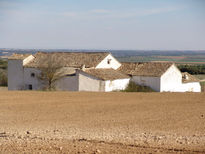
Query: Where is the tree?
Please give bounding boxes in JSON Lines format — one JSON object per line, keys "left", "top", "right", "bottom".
{"left": 38, "top": 55, "right": 64, "bottom": 90}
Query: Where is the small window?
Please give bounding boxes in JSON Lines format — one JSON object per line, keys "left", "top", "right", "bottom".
{"left": 31, "top": 73, "right": 35, "bottom": 77}
{"left": 107, "top": 59, "right": 112, "bottom": 64}
{"left": 28, "top": 84, "right": 32, "bottom": 90}
{"left": 66, "top": 73, "right": 76, "bottom": 77}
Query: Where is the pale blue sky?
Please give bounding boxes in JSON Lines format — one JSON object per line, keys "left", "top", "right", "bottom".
{"left": 0, "top": 0, "right": 205, "bottom": 50}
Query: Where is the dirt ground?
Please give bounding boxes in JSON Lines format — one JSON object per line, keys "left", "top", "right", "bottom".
{"left": 0, "top": 91, "right": 205, "bottom": 153}
{"left": 0, "top": 87, "right": 7, "bottom": 91}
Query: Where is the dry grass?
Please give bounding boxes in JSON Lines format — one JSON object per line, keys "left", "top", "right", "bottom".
{"left": 0, "top": 87, "right": 7, "bottom": 91}
{"left": 0, "top": 91, "right": 204, "bottom": 153}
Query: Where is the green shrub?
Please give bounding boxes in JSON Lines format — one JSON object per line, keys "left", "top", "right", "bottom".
{"left": 0, "top": 59, "right": 7, "bottom": 70}
{"left": 122, "top": 81, "right": 155, "bottom": 92}
{"left": 0, "top": 71, "right": 7, "bottom": 87}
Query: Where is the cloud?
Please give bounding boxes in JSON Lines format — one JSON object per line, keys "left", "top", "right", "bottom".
{"left": 60, "top": 12, "right": 77, "bottom": 17}
{"left": 0, "top": 2, "right": 184, "bottom": 22}
{"left": 90, "top": 9, "right": 110, "bottom": 14}
{"left": 102, "top": 7, "right": 182, "bottom": 19}
{"left": 74, "top": 7, "right": 183, "bottom": 20}
{"left": 139, "top": 7, "right": 181, "bottom": 16}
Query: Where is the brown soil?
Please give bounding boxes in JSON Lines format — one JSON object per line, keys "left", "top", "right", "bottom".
{"left": 0, "top": 91, "right": 205, "bottom": 153}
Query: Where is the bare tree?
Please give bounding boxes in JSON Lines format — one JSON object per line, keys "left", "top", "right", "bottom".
{"left": 38, "top": 55, "right": 64, "bottom": 90}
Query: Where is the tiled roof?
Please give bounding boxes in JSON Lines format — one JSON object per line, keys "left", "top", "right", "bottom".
{"left": 118, "top": 62, "right": 174, "bottom": 77}
{"left": 182, "top": 72, "right": 200, "bottom": 83}
{"left": 24, "top": 52, "right": 110, "bottom": 68}
{"left": 8, "top": 54, "right": 31, "bottom": 60}
{"left": 83, "top": 68, "right": 130, "bottom": 80}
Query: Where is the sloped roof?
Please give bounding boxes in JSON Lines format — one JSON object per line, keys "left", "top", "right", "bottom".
{"left": 182, "top": 72, "right": 200, "bottom": 83}
{"left": 83, "top": 68, "right": 130, "bottom": 81}
{"left": 24, "top": 52, "right": 110, "bottom": 68}
{"left": 55, "top": 67, "right": 76, "bottom": 76}
{"left": 8, "top": 53, "right": 31, "bottom": 60}
{"left": 118, "top": 62, "right": 174, "bottom": 77}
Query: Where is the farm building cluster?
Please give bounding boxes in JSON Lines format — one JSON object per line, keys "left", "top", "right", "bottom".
{"left": 7, "top": 52, "right": 201, "bottom": 92}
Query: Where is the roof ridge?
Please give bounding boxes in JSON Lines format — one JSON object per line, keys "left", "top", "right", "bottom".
{"left": 25, "top": 52, "right": 110, "bottom": 68}
{"left": 121, "top": 62, "right": 174, "bottom": 64}
{"left": 8, "top": 53, "right": 32, "bottom": 60}
{"left": 36, "top": 51, "right": 110, "bottom": 54}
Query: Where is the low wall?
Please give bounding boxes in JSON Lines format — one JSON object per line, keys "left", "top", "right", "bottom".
{"left": 180, "top": 82, "right": 201, "bottom": 92}
{"left": 105, "top": 78, "right": 130, "bottom": 92}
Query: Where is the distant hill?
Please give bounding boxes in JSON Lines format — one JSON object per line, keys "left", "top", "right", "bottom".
{"left": 1, "top": 48, "right": 205, "bottom": 57}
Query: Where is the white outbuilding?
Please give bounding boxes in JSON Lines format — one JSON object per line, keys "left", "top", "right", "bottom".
{"left": 180, "top": 72, "right": 201, "bottom": 92}
{"left": 77, "top": 68, "right": 130, "bottom": 92}
{"left": 118, "top": 62, "right": 201, "bottom": 92}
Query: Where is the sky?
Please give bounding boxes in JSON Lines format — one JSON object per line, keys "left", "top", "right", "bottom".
{"left": 0, "top": 0, "right": 205, "bottom": 50}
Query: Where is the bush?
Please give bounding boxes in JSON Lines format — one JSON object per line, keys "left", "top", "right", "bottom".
{"left": 122, "top": 81, "right": 155, "bottom": 92}
{"left": 0, "top": 59, "right": 7, "bottom": 70}
{"left": 0, "top": 71, "right": 7, "bottom": 87}
{"left": 200, "top": 82, "right": 205, "bottom": 92}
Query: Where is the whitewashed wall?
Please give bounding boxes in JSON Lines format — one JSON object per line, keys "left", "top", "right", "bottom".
{"left": 55, "top": 75, "right": 78, "bottom": 91}
{"left": 24, "top": 68, "right": 80, "bottom": 91}
{"left": 132, "top": 76, "right": 161, "bottom": 91}
{"left": 8, "top": 60, "right": 24, "bottom": 90}
{"left": 96, "top": 54, "right": 121, "bottom": 70}
{"left": 180, "top": 82, "right": 201, "bottom": 92}
{"left": 105, "top": 78, "right": 130, "bottom": 92}
{"left": 78, "top": 71, "right": 105, "bottom": 91}
{"left": 160, "top": 65, "right": 182, "bottom": 92}
{"left": 23, "top": 68, "right": 42, "bottom": 90}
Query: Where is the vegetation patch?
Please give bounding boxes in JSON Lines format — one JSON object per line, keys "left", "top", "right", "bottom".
{"left": 0, "top": 59, "right": 7, "bottom": 70}
{"left": 117, "top": 56, "right": 205, "bottom": 64}
{"left": 200, "top": 81, "right": 205, "bottom": 92}
{"left": 121, "top": 81, "right": 155, "bottom": 92}
{"left": 0, "top": 70, "right": 7, "bottom": 87}
{"left": 0, "top": 59, "right": 8, "bottom": 87}
{"left": 178, "top": 64, "right": 205, "bottom": 75}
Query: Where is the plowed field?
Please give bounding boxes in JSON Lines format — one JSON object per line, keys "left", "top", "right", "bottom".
{"left": 0, "top": 91, "right": 204, "bottom": 153}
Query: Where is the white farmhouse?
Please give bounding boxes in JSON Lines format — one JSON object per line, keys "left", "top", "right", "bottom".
{"left": 118, "top": 62, "right": 201, "bottom": 92}
{"left": 8, "top": 52, "right": 201, "bottom": 92}
{"left": 8, "top": 52, "right": 129, "bottom": 91}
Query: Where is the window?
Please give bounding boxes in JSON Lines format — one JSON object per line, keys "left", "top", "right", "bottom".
{"left": 28, "top": 84, "right": 32, "bottom": 90}
{"left": 107, "top": 59, "right": 112, "bottom": 64}
{"left": 66, "top": 73, "right": 76, "bottom": 77}
{"left": 31, "top": 73, "right": 35, "bottom": 77}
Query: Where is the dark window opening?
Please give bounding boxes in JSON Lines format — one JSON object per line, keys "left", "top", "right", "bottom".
{"left": 66, "top": 73, "right": 76, "bottom": 77}
{"left": 31, "top": 73, "right": 35, "bottom": 77}
{"left": 107, "top": 59, "right": 112, "bottom": 64}
{"left": 28, "top": 84, "right": 33, "bottom": 90}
